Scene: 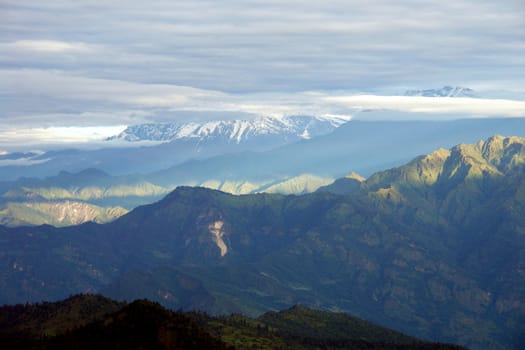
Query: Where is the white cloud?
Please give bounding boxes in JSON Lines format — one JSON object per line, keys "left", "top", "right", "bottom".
{"left": 2, "top": 0, "right": 523, "bottom": 93}
{"left": 0, "top": 125, "right": 128, "bottom": 151}
{"left": 7, "top": 40, "right": 93, "bottom": 53}
{"left": 0, "top": 69, "right": 224, "bottom": 109}
{"left": 324, "top": 95, "right": 525, "bottom": 117}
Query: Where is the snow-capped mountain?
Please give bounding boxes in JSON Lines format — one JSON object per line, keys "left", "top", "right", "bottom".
{"left": 404, "top": 86, "right": 475, "bottom": 98}
{"left": 107, "top": 115, "right": 351, "bottom": 143}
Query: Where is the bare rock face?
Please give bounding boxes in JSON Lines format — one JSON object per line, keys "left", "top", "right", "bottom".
{"left": 208, "top": 220, "right": 228, "bottom": 257}
{"left": 0, "top": 201, "right": 128, "bottom": 227}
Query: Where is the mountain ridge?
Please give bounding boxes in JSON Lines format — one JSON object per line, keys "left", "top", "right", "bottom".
{"left": 107, "top": 115, "right": 351, "bottom": 143}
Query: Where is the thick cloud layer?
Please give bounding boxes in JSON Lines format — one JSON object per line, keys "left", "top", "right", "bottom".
{"left": 1, "top": 0, "right": 524, "bottom": 147}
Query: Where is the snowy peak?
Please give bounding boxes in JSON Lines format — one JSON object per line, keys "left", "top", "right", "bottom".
{"left": 107, "top": 115, "right": 351, "bottom": 144}
{"left": 404, "top": 86, "right": 475, "bottom": 98}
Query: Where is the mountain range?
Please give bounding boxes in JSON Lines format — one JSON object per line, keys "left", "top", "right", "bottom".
{"left": 0, "top": 114, "right": 350, "bottom": 181}
{"left": 107, "top": 114, "right": 350, "bottom": 143}
{"left": 2, "top": 118, "right": 525, "bottom": 227}
{"left": 1, "top": 135, "right": 524, "bottom": 349}
{"left": 0, "top": 169, "right": 335, "bottom": 227}
{"left": 3, "top": 117, "right": 525, "bottom": 183}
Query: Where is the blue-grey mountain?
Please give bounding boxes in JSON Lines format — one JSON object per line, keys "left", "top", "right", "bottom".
{"left": 0, "top": 115, "right": 349, "bottom": 181}
{"left": 3, "top": 117, "right": 524, "bottom": 184}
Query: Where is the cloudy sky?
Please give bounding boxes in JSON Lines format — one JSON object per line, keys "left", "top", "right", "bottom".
{"left": 1, "top": 0, "right": 524, "bottom": 148}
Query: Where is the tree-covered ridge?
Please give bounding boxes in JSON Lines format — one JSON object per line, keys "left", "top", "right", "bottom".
{"left": 258, "top": 304, "right": 417, "bottom": 344}
{"left": 0, "top": 294, "right": 124, "bottom": 338}
{"left": 0, "top": 294, "right": 466, "bottom": 350}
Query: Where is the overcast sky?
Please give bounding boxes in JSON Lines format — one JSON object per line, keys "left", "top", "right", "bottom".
{"left": 1, "top": 0, "right": 524, "bottom": 148}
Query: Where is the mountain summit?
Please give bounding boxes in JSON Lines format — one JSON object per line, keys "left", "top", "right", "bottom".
{"left": 107, "top": 115, "right": 351, "bottom": 143}
{"left": 404, "top": 86, "right": 475, "bottom": 98}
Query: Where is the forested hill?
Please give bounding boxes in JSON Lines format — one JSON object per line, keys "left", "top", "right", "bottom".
{"left": 0, "top": 294, "right": 467, "bottom": 350}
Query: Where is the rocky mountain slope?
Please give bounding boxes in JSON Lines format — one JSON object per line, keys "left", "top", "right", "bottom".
{"left": 107, "top": 115, "right": 350, "bottom": 143}
{"left": 0, "top": 200, "right": 127, "bottom": 227}
{"left": 1, "top": 135, "right": 524, "bottom": 349}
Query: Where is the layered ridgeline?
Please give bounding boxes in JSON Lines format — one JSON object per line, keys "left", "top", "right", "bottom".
{"left": 0, "top": 115, "right": 346, "bottom": 226}
{"left": 2, "top": 118, "right": 525, "bottom": 183}
{"left": 0, "top": 169, "right": 332, "bottom": 227}
{"left": 1, "top": 135, "right": 524, "bottom": 349}
{"left": 0, "top": 115, "right": 349, "bottom": 181}
{"left": 0, "top": 168, "right": 160, "bottom": 227}
{"left": 3, "top": 118, "right": 525, "bottom": 227}
{"left": 0, "top": 295, "right": 465, "bottom": 350}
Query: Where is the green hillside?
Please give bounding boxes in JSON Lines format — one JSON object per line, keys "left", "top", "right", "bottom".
{"left": 317, "top": 172, "right": 365, "bottom": 194}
